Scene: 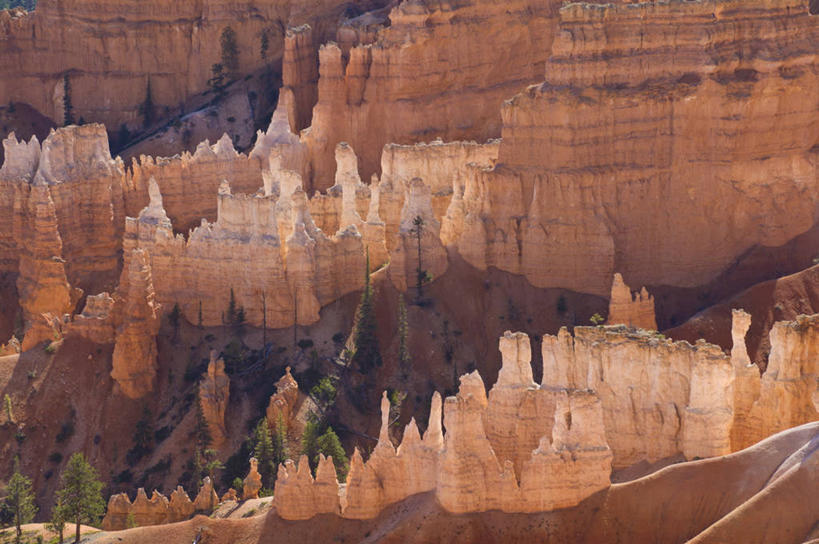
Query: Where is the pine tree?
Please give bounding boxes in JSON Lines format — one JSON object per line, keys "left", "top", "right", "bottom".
{"left": 227, "top": 288, "right": 237, "bottom": 326}
{"left": 128, "top": 405, "right": 155, "bottom": 464}
{"left": 4, "top": 459, "right": 36, "bottom": 544}
{"left": 220, "top": 27, "right": 239, "bottom": 77}
{"left": 316, "top": 427, "right": 348, "bottom": 481}
{"left": 138, "top": 78, "right": 155, "bottom": 128}
{"left": 169, "top": 302, "right": 182, "bottom": 342}
{"left": 4, "top": 393, "right": 12, "bottom": 423}
{"left": 47, "top": 497, "right": 66, "bottom": 544}
{"left": 397, "top": 294, "right": 410, "bottom": 375}
{"left": 252, "top": 418, "right": 275, "bottom": 489}
{"left": 62, "top": 74, "right": 74, "bottom": 126}
{"left": 351, "top": 251, "right": 382, "bottom": 374}
{"left": 271, "top": 413, "right": 288, "bottom": 469}
{"left": 413, "top": 215, "right": 426, "bottom": 302}
{"left": 56, "top": 453, "right": 104, "bottom": 544}
{"left": 300, "top": 414, "right": 321, "bottom": 471}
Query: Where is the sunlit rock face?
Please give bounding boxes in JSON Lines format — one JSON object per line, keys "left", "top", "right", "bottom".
{"left": 443, "top": 0, "right": 819, "bottom": 297}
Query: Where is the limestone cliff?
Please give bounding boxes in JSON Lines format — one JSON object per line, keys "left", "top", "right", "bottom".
{"left": 302, "top": 0, "right": 559, "bottom": 190}
{"left": 1, "top": 125, "right": 124, "bottom": 294}
{"left": 442, "top": 0, "right": 819, "bottom": 297}
{"left": 124, "top": 167, "right": 367, "bottom": 330}
{"left": 0, "top": 0, "right": 364, "bottom": 130}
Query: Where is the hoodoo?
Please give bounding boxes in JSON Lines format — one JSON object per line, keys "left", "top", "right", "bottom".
{"left": 0, "top": 0, "right": 816, "bottom": 542}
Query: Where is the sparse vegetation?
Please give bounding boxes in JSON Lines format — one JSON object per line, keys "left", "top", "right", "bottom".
{"left": 220, "top": 27, "right": 239, "bottom": 77}
{"left": 62, "top": 74, "right": 73, "bottom": 126}
{"left": 351, "top": 251, "right": 382, "bottom": 374}
{"left": 590, "top": 313, "right": 605, "bottom": 326}
{"left": 2, "top": 459, "right": 37, "bottom": 544}
{"left": 398, "top": 295, "right": 410, "bottom": 377}
{"left": 138, "top": 78, "right": 155, "bottom": 128}
{"left": 55, "top": 453, "right": 104, "bottom": 544}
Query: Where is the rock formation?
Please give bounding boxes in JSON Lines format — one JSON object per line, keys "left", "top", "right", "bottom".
{"left": 543, "top": 309, "right": 819, "bottom": 464}
{"left": 102, "top": 485, "right": 197, "bottom": 531}
{"left": 67, "top": 293, "right": 116, "bottom": 345}
{"left": 441, "top": 0, "right": 819, "bottom": 297}
{"left": 193, "top": 477, "right": 220, "bottom": 512}
{"left": 266, "top": 367, "right": 299, "bottom": 433}
{"left": 110, "top": 249, "right": 161, "bottom": 399}
{"left": 242, "top": 458, "right": 262, "bottom": 501}
{"left": 15, "top": 181, "right": 81, "bottom": 349}
{"left": 0, "top": 0, "right": 362, "bottom": 130}
{"left": 302, "top": 0, "right": 559, "bottom": 189}
{"left": 0, "top": 126, "right": 124, "bottom": 292}
{"left": 124, "top": 169, "right": 366, "bottom": 330}
{"left": 607, "top": 273, "right": 656, "bottom": 330}
{"left": 199, "top": 352, "right": 230, "bottom": 448}
{"left": 273, "top": 331, "right": 612, "bottom": 520}
{"left": 742, "top": 314, "right": 819, "bottom": 449}
{"left": 388, "top": 178, "right": 448, "bottom": 292}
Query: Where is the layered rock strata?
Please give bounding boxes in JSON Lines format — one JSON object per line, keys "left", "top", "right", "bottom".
{"left": 442, "top": 0, "right": 819, "bottom": 297}
{"left": 0, "top": 0, "right": 362, "bottom": 129}
{"left": 123, "top": 135, "right": 264, "bottom": 233}
{"left": 0, "top": 126, "right": 124, "bottom": 293}
{"left": 123, "top": 172, "right": 366, "bottom": 329}
{"left": 543, "top": 310, "right": 819, "bottom": 464}
{"left": 302, "top": 0, "right": 560, "bottom": 189}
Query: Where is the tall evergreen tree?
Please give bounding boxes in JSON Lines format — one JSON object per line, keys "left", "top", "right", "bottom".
{"left": 316, "top": 427, "right": 348, "bottom": 481}
{"left": 3, "top": 459, "right": 36, "bottom": 544}
{"left": 56, "top": 453, "right": 104, "bottom": 544}
{"left": 227, "top": 288, "right": 237, "bottom": 326}
{"left": 138, "top": 78, "right": 155, "bottom": 128}
{"left": 413, "top": 215, "right": 427, "bottom": 302}
{"left": 220, "top": 27, "right": 239, "bottom": 76}
{"left": 351, "top": 251, "right": 382, "bottom": 373}
{"left": 397, "top": 294, "right": 410, "bottom": 375}
{"left": 62, "top": 74, "right": 74, "bottom": 126}
{"left": 252, "top": 418, "right": 275, "bottom": 488}
{"left": 47, "top": 497, "right": 66, "bottom": 544}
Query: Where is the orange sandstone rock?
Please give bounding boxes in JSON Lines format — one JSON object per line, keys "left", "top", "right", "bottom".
{"left": 242, "top": 458, "right": 262, "bottom": 501}
{"left": 199, "top": 352, "right": 230, "bottom": 448}
{"left": 607, "top": 273, "right": 657, "bottom": 330}
{"left": 110, "top": 249, "right": 161, "bottom": 399}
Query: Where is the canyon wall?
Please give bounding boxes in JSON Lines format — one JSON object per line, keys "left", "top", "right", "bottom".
{"left": 0, "top": 125, "right": 124, "bottom": 293}
{"left": 442, "top": 0, "right": 819, "bottom": 297}
{"left": 0, "top": 0, "right": 370, "bottom": 129}
{"left": 302, "top": 0, "right": 560, "bottom": 190}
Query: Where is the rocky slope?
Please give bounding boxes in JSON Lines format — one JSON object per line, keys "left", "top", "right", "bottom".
{"left": 0, "top": 0, "right": 387, "bottom": 131}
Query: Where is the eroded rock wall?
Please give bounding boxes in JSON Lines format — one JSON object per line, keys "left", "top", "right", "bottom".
{"left": 443, "top": 0, "right": 819, "bottom": 297}
{"left": 0, "top": 0, "right": 362, "bottom": 130}
{"left": 302, "top": 0, "right": 559, "bottom": 190}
